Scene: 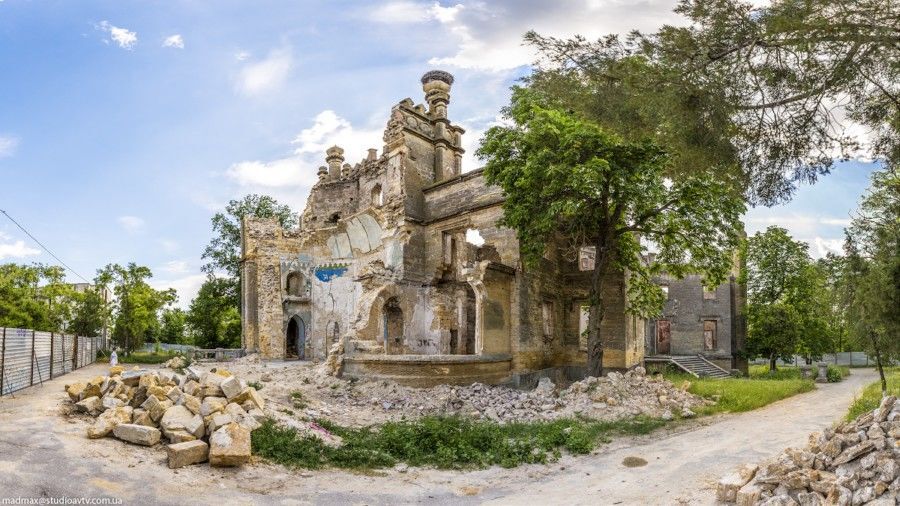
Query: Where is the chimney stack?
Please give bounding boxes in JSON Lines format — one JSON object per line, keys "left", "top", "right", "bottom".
{"left": 325, "top": 146, "right": 344, "bottom": 180}
{"left": 421, "top": 70, "right": 454, "bottom": 120}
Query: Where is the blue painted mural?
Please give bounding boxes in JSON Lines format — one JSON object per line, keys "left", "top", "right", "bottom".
{"left": 315, "top": 263, "right": 349, "bottom": 282}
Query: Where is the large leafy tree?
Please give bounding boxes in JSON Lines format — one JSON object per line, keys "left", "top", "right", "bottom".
{"left": 0, "top": 263, "right": 76, "bottom": 332}
{"left": 744, "top": 226, "right": 833, "bottom": 369}
{"left": 202, "top": 194, "right": 297, "bottom": 280}
{"left": 844, "top": 167, "right": 900, "bottom": 394}
{"left": 187, "top": 276, "right": 241, "bottom": 349}
{"left": 524, "top": 0, "right": 900, "bottom": 205}
{"left": 68, "top": 286, "right": 108, "bottom": 337}
{"left": 99, "top": 263, "right": 175, "bottom": 354}
{"left": 159, "top": 307, "right": 189, "bottom": 344}
{"left": 478, "top": 90, "right": 745, "bottom": 376}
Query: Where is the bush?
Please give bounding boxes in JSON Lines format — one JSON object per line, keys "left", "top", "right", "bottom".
{"left": 252, "top": 415, "right": 667, "bottom": 470}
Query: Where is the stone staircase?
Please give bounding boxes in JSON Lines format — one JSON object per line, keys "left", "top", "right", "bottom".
{"left": 648, "top": 354, "right": 731, "bottom": 378}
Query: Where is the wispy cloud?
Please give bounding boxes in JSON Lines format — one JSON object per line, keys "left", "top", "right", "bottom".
{"left": 97, "top": 21, "right": 138, "bottom": 50}
{"left": 0, "top": 239, "right": 40, "bottom": 260}
{"left": 151, "top": 273, "right": 207, "bottom": 309}
{"left": 159, "top": 259, "right": 190, "bottom": 275}
{"left": 117, "top": 215, "right": 145, "bottom": 234}
{"left": 0, "top": 135, "right": 19, "bottom": 157}
{"left": 235, "top": 47, "right": 292, "bottom": 96}
{"left": 162, "top": 34, "right": 184, "bottom": 49}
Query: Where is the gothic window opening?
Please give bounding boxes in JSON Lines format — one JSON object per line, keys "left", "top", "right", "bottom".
{"left": 371, "top": 184, "right": 383, "bottom": 207}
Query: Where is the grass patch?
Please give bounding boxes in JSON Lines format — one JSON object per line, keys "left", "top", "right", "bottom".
{"left": 664, "top": 372, "right": 815, "bottom": 415}
{"left": 252, "top": 415, "right": 667, "bottom": 470}
{"left": 290, "top": 391, "right": 308, "bottom": 409}
{"left": 846, "top": 369, "right": 900, "bottom": 421}
{"left": 749, "top": 364, "right": 849, "bottom": 382}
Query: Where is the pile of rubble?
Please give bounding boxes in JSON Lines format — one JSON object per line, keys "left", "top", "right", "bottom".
{"left": 162, "top": 355, "right": 187, "bottom": 370}
{"left": 717, "top": 395, "right": 900, "bottom": 505}
{"left": 229, "top": 358, "right": 706, "bottom": 427}
{"left": 64, "top": 364, "right": 266, "bottom": 469}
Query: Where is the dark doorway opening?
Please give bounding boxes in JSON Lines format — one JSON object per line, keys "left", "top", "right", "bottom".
{"left": 384, "top": 298, "right": 404, "bottom": 354}
{"left": 286, "top": 316, "right": 306, "bottom": 360}
{"left": 657, "top": 320, "right": 671, "bottom": 355}
{"left": 463, "top": 285, "right": 476, "bottom": 354}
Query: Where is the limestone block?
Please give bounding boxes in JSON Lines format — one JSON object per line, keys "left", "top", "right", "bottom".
{"left": 736, "top": 482, "right": 764, "bottom": 506}
{"left": 147, "top": 385, "right": 172, "bottom": 401}
{"left": 200, "top": 397, "right": 227, "bottom": 417}
{"left": 220, "top": 375, "right": 243, "bottom": 400}
{"left": 66, "top": 382, "right": 87, "bottom": 402}
{"left": 166, "top": 440, "right": 209, "bottom": 469}
{"left": 230, "top": 387, "right": 264, "bottom": 410}
{"left": 138, "top": 373, "right": 159, "bottom": 389}
{"left": 180, "top": 394, "right": 202, "bottom": 416}
{"left": 132, "top": 408, "right": 155, "bottom": 427}
{"left": 186, "top": 414, "right": 205, "bottom": 439}
{"left": 87, "top": 406, "right": 133, "bottom": 439}
{"left": 166, "top": 386, "right": 183, "bottom": 404}
{"left": 718, "top": 464, "right": 759, "bottom": 502}
{"left": 75, "top": 396, "right": 102, "bottom": 416}
{"left": 109, "top": 365, "right": 124, "bottom": 376}
{"left": 208, "top": 413, "right": 233, "bottom": 434}
{"left": 209, "top": 423, "right": 251, "bottom": 467}
{"left": 182, "top": 380, "right": 200, "bottom": 397}
{"left": 100, "top": 395, "right": 124, "bottom": 411}
{"left": 112, "top": 423, "right": 161, "bottom": 446}
{"left": 120, "top": 369, "right": 149, "bottom": 387}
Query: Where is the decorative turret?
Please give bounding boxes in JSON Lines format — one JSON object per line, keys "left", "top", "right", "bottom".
{"left": 421, "top": 70, "right": 453, "bottom": 120}
{"left": 325, "top": 145, "right": 344, "bottom": 180}
{"left": 317, "top": 165, "right": 328, "bottom": 180}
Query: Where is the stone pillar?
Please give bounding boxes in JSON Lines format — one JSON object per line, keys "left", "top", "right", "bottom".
{"left": 421, "top": 70, "right": 454, "bottom": 120}
{"left": 326, "top": 146, "right": 344, "bottom": 180}
{"left": 815, "top": 362, "right": 829, "bottom": 383}
{"left": 317, "top": 165, "right": 328, "bottom": 180}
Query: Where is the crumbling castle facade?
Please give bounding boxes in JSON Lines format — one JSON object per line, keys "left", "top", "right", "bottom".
{"left": 240, "top": 71, "right": 645, "bottom": 386}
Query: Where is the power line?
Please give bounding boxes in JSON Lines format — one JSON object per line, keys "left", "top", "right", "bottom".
{"left": 0, "top": 208, "right": 91, "bottom": 283}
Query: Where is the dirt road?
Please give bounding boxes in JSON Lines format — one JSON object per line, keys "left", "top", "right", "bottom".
{"left": 0, "top": 364, "right": 875, "bottom": 505}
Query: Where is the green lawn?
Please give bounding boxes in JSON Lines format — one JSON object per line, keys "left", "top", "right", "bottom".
{"left": 664, "top": 372, "right": 815, "bottom": 415}
{"left": 252, "top": 415, "right": 667, "bottom": 470}
{"left": 749, "top": 364, "right": 849, "bottom": 382}
{"left": 846, "top": 368, "right": 900, "bottom": 421}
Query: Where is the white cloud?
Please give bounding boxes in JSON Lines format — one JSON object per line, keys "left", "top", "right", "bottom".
{"left": 236, "top": 47, "right": 292, "bottom": 96}
{"left": 160, "top": 260, "right": 190, "bottom": 275}
{"left": 372, "top": 0, "right": 683, "bottom": 71}
{"left": 162, "top": 34, "right": 184, "bottom": 49}
{"left": 814, "top": 237, "right": 844, "bottom": 258}
{"left": 98, "top": 21, "right": 138, "bottom": 50}
{"left": 235, "top": 51, "right": 251, "bottom": 61}
{"left": 117, "top": 215, "right": 145, "bottom": 234}
{"left": 0, "top": 135, "right": 19, "bottom": 157}
{"left": 227, "top": 156, "right": 319, "bottom": 189}
{"left": 151, "top": 273, "right": 207, "bottom": 309}
{"left": 0, "top": 239, "right": 40, "bottom": 260}
{"left": 820, "top": 217, "right": 851, "bottom": 227}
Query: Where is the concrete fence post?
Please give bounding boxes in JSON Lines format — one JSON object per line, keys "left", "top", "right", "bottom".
{"left": 50, "top": 332, "right": 55, "bottom": 378}
{"left": 30, "top": 330, "right": 35, "bottom": 386}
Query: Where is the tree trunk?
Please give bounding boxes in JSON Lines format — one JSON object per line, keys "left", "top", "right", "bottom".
{"left": 769, "top": 354, "right": 777, "bottom": 372}
{"left": 586, "top": 245, "right": 613, "bottom": 378}
{"left": 870, "top": 334, "right": 888, "bottom": 396}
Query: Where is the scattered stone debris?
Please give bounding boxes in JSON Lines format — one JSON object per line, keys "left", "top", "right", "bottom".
{"left": 64, "top": 364, "right": 267, "bottom": 469}
{"left": 717, "top": 395, "right": 900, "bottom": 505}
{"left": 162, "top": 355, "right": 187, "bottom": 370}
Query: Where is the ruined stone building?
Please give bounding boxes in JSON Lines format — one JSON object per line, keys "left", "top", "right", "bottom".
{"left": 644, "top": 266, "right": 748, "bottom": 376}
{"left": 240, "top": 71, "right": 645, "bottom": 386}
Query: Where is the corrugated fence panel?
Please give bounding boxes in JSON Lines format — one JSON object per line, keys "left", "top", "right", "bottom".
{"left": 2, "top": 328, "right": 31, "bottom": 396}
{"left": 63, "top": 334, "right": 74, "bottom": 374}
{"left": 32, "top": 331, "right": 52, "bottom": 385}
{"left": 52, "top": 333, "right": 64, "bottom": 378}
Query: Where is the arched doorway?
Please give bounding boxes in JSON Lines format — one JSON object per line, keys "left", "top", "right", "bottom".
{"left": 286, "top": 316, "right": 306, "bottom": 360}
{"left": 383, "top": 297, "right": 404, "bottom": 354}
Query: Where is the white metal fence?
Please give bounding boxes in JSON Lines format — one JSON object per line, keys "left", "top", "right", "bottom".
{"left": 0, "top": 327, "right": 100, "bottom": 396}
{"left": 751, "top": 352, "right": 888, "bottom": 368}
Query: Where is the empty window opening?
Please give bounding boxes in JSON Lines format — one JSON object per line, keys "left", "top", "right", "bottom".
{"left": 661, "top": 285, "right": 669, "bottom": 299}
{"left": 371, "top": 184, "right": 384, "bottom": 207}
{"left": 465, "top": 228, "right": 485, "bottom": 247}
{"left": 703, "top": 320, "right": 717, "bottom": 350}
{"left": 449, "top": 329, "right": 458, "bottom": 354}
{"left": 703, "top": 286, "right": 716, "bottom": 300}
{"left": 384, "top": 297, "right": 404, "bottom": 355}
{"left": 578, "top": 304, "right": 590, "bottom": 351}
{"left": 542, "top": 300, "right": 555, "bottom": 341}
{"left": 464, "top": 285, "right": 476, "bottom": 354}
{"left": 286, "top": 272, "right": 307, "bottom": 297}
{"left": 327, "top": 213, "right": 341, "bottom": 225}
{"left": 578, "top": 247, "right": 596, "bottom": 271}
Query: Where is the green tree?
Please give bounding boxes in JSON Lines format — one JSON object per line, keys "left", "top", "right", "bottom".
{"left": 159, "top": 307, "right": 188, "bottom": 344}
{"left": 524, "top": 0, "right": 900, "bottom": 204}
{"left": 744, "top": 226, "right": 833, "bottom": 370}
{"left": 817, "top": 253, "right": 851, "bottom": 352}
{"left": 478, "top": 90, "right": 745, "bottom": 376}
{"left": 68, "top": 286, "right": 107, "bottom": 337}
{"left": 187, "top": 276, "right": 242, "bottom": 349}
{"left": 202, "top": 194, "right": 297, "bottom": 280}
{"left": 99, "top": 263, "right": 175, "bottom": 354}
{"left": 844, "top": 167, "right": 900, "bottom": 394}
{"left": 0, "top": 263, "right": 75, "bottom": 332}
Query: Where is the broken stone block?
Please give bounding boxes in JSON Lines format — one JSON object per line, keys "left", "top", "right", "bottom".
{"left": 875, "top": 396, "right": 897, "bottom": 422}
{"left": 796, "top": 491, "right": 825, "bottom": 506}
{"left": 220, "top": 375, "right": 243, "bottom": 400}
{"left": 75, "top": 396, "right": 102, "bottom": 415}
{"left": 182, "top": 380, "right": 200, "bottom": 397}
{"left": 230, "top": 387, "right": 264, "bottom": 410}
{"left": 208, "top": 413, "right": 233, "bottom": 434}
{"left": 214, "top": 368, "right": 232, "bottom": 378}
{"left": 101, "top": 395, "right": 124, "bottom": 411}
{"left": 833, "top": 440, "right": 876, "bottom": 466}
{"left": 87, "top": 406, "right": 133, "bottom": 439}
{"left": 120, "top": 369, "right": 149, "bottom": 386}
{"left": 200, "top": 397, "right": 227, "bottom": 417}
{"left": 237, "top": 413, "right": 261, "bottom": 431}
{"left": 185, "top": 366, "right": 203, "bottom": 382}
{"left": 132, "top": 408, "right": 155, "bottom": 427}
{"left": 225, "top": 402, "right": 247, "bottom": 419}
{"left": 109, "top": 365, "right": 124, "bottom": 376}
{"left": 180, "top": 393, "right": 201, "bottom": 415}
{"left": 209, "top": 423, "right": 251, "bottom": 467}
{"left": 736, "top": 482, "right": 764, "bottom": 506}
{"left": 186, "top": 414, "right": 205, "bottom": 439}
{"left": 81, "top": 378, "right": 103, "bottom": 400}
{"left": 112, "top": 423, "right": 161, "bottom": 446}
{"left": 717, "top": 464, "right": 759, "bottom": 502}
{"left": 138, "top": 373, "right": 159, "bottom": 389}
{"left": 141, "top": 395, "right": 167, "bottom": 422}
{"left": 147, "top": 385, "right": 172, "bottom": 401}
{"left": 66, "top": 382, "right": 87, "bottom": 402}
{"left": 167, "top": 386, "right": 183, "bottom": 403}
{"left": 166, "top": 440, "right": 209, "bottom": 469}
{"left": 247, "top": 408, "right": 266, "bottom": 424}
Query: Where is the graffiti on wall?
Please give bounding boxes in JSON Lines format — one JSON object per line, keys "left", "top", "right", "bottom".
{"left": 315, "top": 263, "right": 350, "bottom": 282}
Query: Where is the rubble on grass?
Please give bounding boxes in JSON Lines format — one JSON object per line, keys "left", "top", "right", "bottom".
{"left": 717, "top": 395, "right": 900, "bottom": 505}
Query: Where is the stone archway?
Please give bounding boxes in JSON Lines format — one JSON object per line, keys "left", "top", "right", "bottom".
{"left": 286, "top": 315, "right": 307, "bottom": 360}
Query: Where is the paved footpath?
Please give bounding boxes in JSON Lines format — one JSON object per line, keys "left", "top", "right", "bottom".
{"left": 0, "top": 364, "right": 875, "bottom": 506}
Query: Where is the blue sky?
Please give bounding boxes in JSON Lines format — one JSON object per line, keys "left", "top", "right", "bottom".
{"left": 0, "top": 0, "right": 879, "bottom": 307}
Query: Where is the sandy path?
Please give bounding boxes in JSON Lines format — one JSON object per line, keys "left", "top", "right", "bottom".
{"left": 0, "top": 364, "right": 875, "bottom": 506}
